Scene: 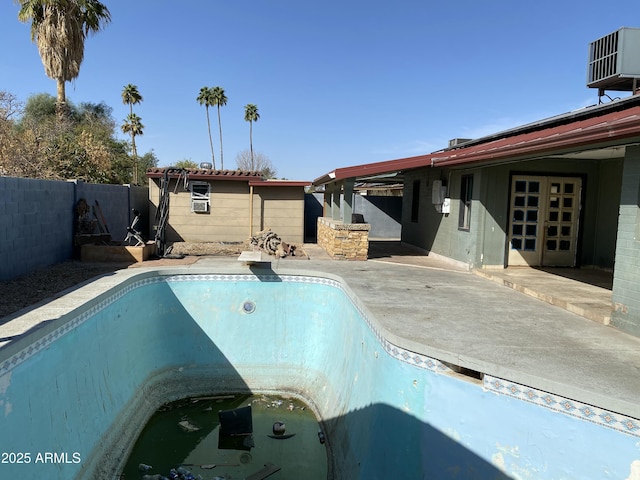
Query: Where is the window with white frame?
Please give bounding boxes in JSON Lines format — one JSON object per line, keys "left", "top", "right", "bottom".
{"left": 190, "top": 182, "right": 210, "bottom": 213}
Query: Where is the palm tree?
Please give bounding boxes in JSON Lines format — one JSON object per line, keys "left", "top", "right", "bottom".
{"left": 121, "top": 84, "right": 143, "bottom": 182}
{"left": 121, "top": 113, "right": 144, "bottom": 184}
{"left": 17, "top": 0, "right": 111, "bottom": 118}
{"left": 121, "top": 84, "right": 142, "bottom": 116}
{"left": 244, "top": 104, "right": 260, "bottom": 169}
{"left": 196, "top": 86, "right": 215, "bottom": 169}
{"left": 210, "top": 86, "right": 227, "bottom": 169}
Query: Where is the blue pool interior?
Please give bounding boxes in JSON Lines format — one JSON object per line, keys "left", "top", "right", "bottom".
{"left": 1, "top": 269, "right": 640, "bottom": 479}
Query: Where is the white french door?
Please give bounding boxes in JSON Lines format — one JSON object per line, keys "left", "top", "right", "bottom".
{"left": 508, "top": 175, "right": 581, "bottom": 267}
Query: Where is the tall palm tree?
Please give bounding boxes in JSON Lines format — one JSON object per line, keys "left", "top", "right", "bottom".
{"left": 17, "top": 0, "right": 111, "bottom": 118}
{"left": 121, "top": 84, "right": 142, "bottom": 116}
{"left": 197, "top": 86, "right": 215, "bottom": 169}
{"left": 210, "top": 86, "right": 227, "bottom": 170}
{"left": 121, "top": 113, "right": 144, "bottom": 184}
{"left": 244, "top": 104, "right": 260, "bottom": 169}
{"left": 121, "top": 84, "right": 143, "bottom": 182}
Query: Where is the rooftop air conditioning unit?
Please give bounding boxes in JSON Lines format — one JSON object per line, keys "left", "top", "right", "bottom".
{"left": 192, "top": 199, "right": 209, "bottom": 213}
{"left": 448, "top": 138, "right": 472, "bottom": 148}
{"left": 587, "top": 27, "right": 640, "bottom": 92}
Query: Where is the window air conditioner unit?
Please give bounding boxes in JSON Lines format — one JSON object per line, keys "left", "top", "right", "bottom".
{"left": 192, "top": 199, "right": 209, "bottom": 213}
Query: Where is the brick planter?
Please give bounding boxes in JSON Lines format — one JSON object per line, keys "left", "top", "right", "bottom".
{"left": 317, "top": 217, "right": 370, "bottom": 260}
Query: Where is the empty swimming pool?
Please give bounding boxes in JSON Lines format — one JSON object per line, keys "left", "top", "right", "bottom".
{"left": 0, "top": 266, "right": 639, "bottom": 479}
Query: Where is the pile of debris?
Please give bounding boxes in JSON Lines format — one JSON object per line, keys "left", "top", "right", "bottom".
{"left": 250, "top": 229, "right": 297, "bottom": 258}
{"left": 73, "top": 198, "right": 111, "bottom": 246}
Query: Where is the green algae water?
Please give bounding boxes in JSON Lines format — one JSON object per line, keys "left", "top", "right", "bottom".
{"left": 122, "top": 394, "right": 328, "bottom": 480}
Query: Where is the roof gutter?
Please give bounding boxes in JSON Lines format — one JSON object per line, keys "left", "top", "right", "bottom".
{"left": 312, "top": 171, "right": 336, "bottom": 186}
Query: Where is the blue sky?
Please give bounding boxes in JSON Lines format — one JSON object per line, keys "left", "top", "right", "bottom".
{"left": 1, "top": 1, "right": 637, "bottom": 181}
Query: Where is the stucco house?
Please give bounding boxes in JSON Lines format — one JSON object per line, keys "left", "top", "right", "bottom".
{"left": 313, "top": 93, "right": 640, "bottom": 337}
{"left": 146, "top": 167, "right": 310, "bottom": 251}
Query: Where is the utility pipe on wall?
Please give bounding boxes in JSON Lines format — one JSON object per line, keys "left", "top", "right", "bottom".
{"left": 249, "top": 185, "right": 254, "bottom": 237}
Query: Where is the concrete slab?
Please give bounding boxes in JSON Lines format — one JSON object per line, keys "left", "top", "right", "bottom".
{"left": 238, "top": 251, "right": 268, "bottom": 264}
{"left": 474, "top": 267, "right": 612, "bottom": 324}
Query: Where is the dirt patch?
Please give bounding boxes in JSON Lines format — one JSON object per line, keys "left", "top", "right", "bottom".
{"left": 167, "top": 241, "right": 251, "bottom": 257}
{"left": 0, "top": 242, "right": 312, "bottom": 322}
{"left": 0, "top": 261, "right": 130, "bottom": 320}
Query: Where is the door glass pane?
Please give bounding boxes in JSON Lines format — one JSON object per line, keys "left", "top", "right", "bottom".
{"left": 511, "top": 238, "right": 522, "bottom": 250}
{"left": 514, "top": 196, "right": 525, "bottom": 207}
{"left": 562, "top": 212, "right": 571, "bottom": 222}
{"left": 547, "top": 226, "right": 558, "bottom": 237}
{"left": 524, "top": 239, "right": 536, "bottom": 250}
{"left": 564, "top": 183, "right": 574, "bottom": 194}
{"left": 550, "top": 183, "right": 560, "bottom": 194}
{"left": 526, "top": 210, "right": 538, "bottom": 221}
{"left": 546, "top": 239, "right": 557, "bottom": 250}
{"left": 526, "top": 225, "right": 537, "bottom": 236}
{"left": 549, "top": 211, "right": 559, "bottom": 222}
{"left": 512, "top": 224, "right": 523, "bottom": 235}
{"left": 528, "top": 196, "right": 539, "bottom": 207}
{"left": 515, "top": 181, "right": 527, "bottom": 193}
{"left": 549, "top": 197, "right": 559, "bottom": 208}
{"left": 513, "top": 210, "right": 524, "bottom": 221}
{"left": 561, "top": 226, "right": 571, "bottom": 236}
{"left": 563, "top": 197, "right": 573, "bottom": 208}
{"left": 559, "top": 240, "right": 571, "bottom": 251}
{"left": 528, "top": 182, "right": 540, "bottom": 193}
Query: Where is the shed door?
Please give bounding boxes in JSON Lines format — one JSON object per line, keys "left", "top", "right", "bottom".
{"left": 508, "top": 176, "right": 581, "bottom": 267}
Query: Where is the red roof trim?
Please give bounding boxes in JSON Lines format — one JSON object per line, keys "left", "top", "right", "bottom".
{"left": 313, "top": 103, "right": 640, "bottom": 185}
{"left": 248, "top": 180, "right": 311, "bottom": 187}
{"left": 433, "top": 109, "right": 640, "bottom": 167}
{"left": 146, "top": 168, "right": 310, "bottom": 187}
{"left": 146, "top": 168, "right": 263, "bottom": 181}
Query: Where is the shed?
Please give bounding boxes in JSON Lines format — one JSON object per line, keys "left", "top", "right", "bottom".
{"left": 147, "top": 168, "right": 310, "bottom": 249}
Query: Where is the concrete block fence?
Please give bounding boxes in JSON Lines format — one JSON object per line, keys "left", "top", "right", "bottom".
{"left": 0, "top": 177, "right": 148, "bottom": 281}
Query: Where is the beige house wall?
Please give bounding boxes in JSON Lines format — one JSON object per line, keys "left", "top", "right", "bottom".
{"left": 251, "top": 187, "right": 305, "bottom": 244}
{"left": 149, "top": 179, "right": 305, "bottom": 245}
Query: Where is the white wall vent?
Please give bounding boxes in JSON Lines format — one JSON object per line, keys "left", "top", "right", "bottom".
{"left": 587, "top": 27, "right": 640, "bottom": 92}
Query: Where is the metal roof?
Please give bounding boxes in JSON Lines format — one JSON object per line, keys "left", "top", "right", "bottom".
{"left": 313, "top": 95, "right": 640, "bottom": 186}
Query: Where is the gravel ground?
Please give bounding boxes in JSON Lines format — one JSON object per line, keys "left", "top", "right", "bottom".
{"left": 0, "top": 241, "right": 310, "bottom": 321}
{"left": 0, "top": 261, "right": 130, "bottom": 320}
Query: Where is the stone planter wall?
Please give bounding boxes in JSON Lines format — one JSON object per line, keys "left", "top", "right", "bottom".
{"left": 317, "top": 217, "right": 370, "bottom": 260}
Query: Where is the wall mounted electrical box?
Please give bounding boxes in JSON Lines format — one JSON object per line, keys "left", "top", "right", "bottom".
{"left": 432, "top": 180, "right": 447, "bottom": 205}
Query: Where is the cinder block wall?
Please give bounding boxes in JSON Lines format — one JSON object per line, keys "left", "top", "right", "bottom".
{"left": 305, "top": 193, "right": 402, "bottom": 243}
{"left": 0, "top": 177, "right": 75, "bottom": 280}
{"left": 612, "top": 145, "right": 640, "bottom": 336}
{"left": 76, "top": 183, "right": 134, "bottom": 243}
{"left": 0, "top": 177, "right": 147, "bottom": 281}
